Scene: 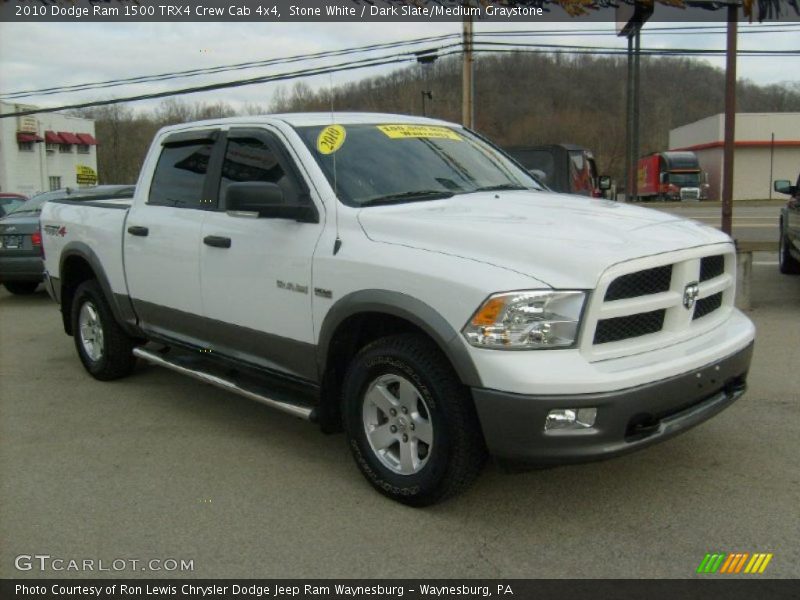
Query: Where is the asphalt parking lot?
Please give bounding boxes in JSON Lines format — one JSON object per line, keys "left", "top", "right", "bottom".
{"left": 1, "top": 257, "right": 798, "bottom": 579}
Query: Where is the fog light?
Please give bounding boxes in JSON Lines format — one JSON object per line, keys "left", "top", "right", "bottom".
{"left": 545, "top": 408, "right": 597, "bottom": 431}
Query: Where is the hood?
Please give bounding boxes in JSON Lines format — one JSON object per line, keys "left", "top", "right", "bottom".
{"left": 357, "top": 191, "right": 730, "bottom": 289}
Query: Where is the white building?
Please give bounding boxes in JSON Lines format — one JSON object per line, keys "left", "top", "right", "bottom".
{"left": 0, "top": 102, "right": 98, "bottom": 197}
{"left": 669, "top": 112, "right": 800, "bottom": 201}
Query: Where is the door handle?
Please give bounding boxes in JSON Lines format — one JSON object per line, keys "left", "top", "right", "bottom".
{"left": 204, "top": 235, "right": 231, "bottom": 249}
{"left": 127, "top": 225, "right": 149, "bottom": 237}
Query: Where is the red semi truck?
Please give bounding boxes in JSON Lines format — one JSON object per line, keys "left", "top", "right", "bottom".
{"left": 637, "top": 151, "right": 708, "bottom": 201}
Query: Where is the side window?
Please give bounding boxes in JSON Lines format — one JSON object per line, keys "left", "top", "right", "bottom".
{"left": 149, "top": 141, "right": 214, "bottom": 208}
{"left": 218, "top": 136, "right": 299, "bottom": 207}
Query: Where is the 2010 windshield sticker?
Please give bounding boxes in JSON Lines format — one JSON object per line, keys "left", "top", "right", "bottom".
{"left": 316, "top": 125, "right": 346, "bottom": 155}
{"left": 377, "top": 125, "right": 462, "bottom": 141}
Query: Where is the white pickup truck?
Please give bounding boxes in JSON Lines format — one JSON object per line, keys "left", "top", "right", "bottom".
{"left": 41, "top": 113, "right": 755, "bottom": 505}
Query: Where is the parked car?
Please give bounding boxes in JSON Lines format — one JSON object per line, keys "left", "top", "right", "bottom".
{"left": 0, "top": 186, "right": 134, "bottom": 295}
{"left": 41, "top": 114, "right": 754, "bottom": 505}
{"left": 775, "top": 174, "right": 800, "bottom": 275}
{"left": 0, "top": 193, "right": 28, "bottom": 218}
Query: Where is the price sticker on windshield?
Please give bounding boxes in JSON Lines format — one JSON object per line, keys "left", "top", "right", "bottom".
{"left": 317, "top": 125, "right": 346, "bottom": 155}
{"left": 377, "top": 125, "right": 462, "bottom": 141}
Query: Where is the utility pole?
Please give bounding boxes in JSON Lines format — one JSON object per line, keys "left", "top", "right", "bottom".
{"left": 421, "top": 91, "right": 432, "bottom": 117}
{"left": 618, "top": 3, "right": 651, "bottom": 203}
{"left": 722, "top": 2, "right": 737, "bottom": 236}
{"left": 632, "top": 27, "right": 641, "bottom": 203}
{"left": 625, "top": 33, "right": 634, "bottom": 202}
{"left": 462, "top": 9, "right": 474, "bottom": 129}
{"left": 416, "top": 50, "right": 437, "bottom": 118}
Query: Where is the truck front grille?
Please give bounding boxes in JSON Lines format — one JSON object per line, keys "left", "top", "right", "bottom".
{"left": 604, "top": 265, "right": 672, "bottom": 301}
{"left": 581, "top": 246, "right": 735, "bottom": 361}
{"left": 693, "top": 292, "right": 723, "bottom": 320}
{"left": 700, "top": 255, "right": 725, "bottom": 281}
{"left": 594, "top": 309, "right": 666, "bottom": 344}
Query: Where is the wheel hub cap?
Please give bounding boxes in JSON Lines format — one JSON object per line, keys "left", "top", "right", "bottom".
{"left": 78, "top": 301, "right": 104, "bottom": 362}
{"left": 362, "top": 374, "right": 433, "bottom": 475}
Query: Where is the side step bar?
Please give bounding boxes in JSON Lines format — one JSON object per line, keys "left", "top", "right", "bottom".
{"left": 133, "top": 347, "right": 314, "bottom": 420}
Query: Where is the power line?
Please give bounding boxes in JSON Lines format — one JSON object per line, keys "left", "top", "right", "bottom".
{"left": 0, "top": 46, "right": 466, "bottom": 119}
{"left": 3, "top": 23, "right": 798, "bottom": 101}
{"left": 471, "top": 41, "right": 800, "bottom": 56}
{"left": 0, "top": 33, "right": 461, "bottom": 101}
{"left": 0, "top": 40, "right": 795, "bottom": 119}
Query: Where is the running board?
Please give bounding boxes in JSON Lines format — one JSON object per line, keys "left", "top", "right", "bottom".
{"left": 133, "top": 347, "right": 314, "bottom": 420}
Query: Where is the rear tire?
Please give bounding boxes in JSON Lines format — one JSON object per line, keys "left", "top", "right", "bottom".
{"left": 4, "top": 281, "right": 39, "bottom": 295}
{"left": 71, "top": 280, "right": 137, "bottom": 380}
{"left": 779, "top": 222, "right": 800, "bottom": 275}
{"left": 342, "top": 333, "right": 486, "bottom": 506}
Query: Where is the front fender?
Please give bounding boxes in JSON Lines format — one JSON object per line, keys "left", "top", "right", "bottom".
{"left": 316, "top": 289, "right": 482, "bottom": 388}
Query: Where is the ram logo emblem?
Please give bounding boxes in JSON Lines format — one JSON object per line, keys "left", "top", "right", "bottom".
{"left": 683, "top": 282, "right": 700, "bottom": 310}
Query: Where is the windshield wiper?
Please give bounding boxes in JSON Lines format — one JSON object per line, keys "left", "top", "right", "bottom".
{"left": 470, "top": 183, "right": 529, "bottom": 193}
{"left": 360, "top": 190, "right": 455, "bottom": 207}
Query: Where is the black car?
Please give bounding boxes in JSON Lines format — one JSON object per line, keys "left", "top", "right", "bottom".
{"left": 775, "top": 174, "right": 800, "bottom": 275}
{"left": 0, "top": 186, "right": 134, "bottom": 295}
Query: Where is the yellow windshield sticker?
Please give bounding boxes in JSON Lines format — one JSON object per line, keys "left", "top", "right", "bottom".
{"left": 317, "top": 125, "right": 346, "bottom": 155}
{"left": 377, "top": 125, "right": 462, "bottom": 141}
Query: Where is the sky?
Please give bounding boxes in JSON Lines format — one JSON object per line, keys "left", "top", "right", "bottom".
{"left": 1, "top": 19, "right": 798, "bottom": 116}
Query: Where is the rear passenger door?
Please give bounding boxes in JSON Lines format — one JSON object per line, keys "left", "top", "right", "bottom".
{"left": 124, "top": 129, "right": 219, "bottom": 343}
{"left": 199, "top": 127, "right": 324, "bottom": 381}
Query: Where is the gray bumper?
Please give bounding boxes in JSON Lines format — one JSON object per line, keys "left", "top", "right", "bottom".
{"left": 0, "top": 255, "right": 43, "bottom": 283}
{"left": 471, "top": 342, "right": 753, "bottom": 464}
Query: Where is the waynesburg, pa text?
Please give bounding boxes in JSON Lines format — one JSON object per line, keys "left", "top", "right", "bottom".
{"left": 14, "top": 583, "right": 512, "bottom": 597}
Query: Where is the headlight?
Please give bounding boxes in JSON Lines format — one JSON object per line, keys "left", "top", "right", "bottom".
{"left": 462, "top": 290, "right": 585, "bottom": 350}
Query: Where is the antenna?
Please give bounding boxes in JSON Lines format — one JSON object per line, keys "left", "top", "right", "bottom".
{"left": 330, "top": 73, "right": 342, "bottom": 255}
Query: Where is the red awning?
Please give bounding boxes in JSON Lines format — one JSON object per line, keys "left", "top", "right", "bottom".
{"left": 44, "top": 131, "right": 65, "bottom": 144}
{"left": 57, "top": 132, "right": 82, "bottom": 145}
{"left": 75, "top": 133, "right": 98, "bottom": 145}
{"left": 17, "top": 132, "right": 43, "bottom": 143}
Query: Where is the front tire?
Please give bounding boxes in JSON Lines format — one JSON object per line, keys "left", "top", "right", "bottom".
{"left": 779, "top": 222, "right": 800, "bottom": 275}
{"left": 4, "top": 281, "right": 39, "bottom": 295}
{"left": 71, "top": 280, "right": 137, "bottom": 380}
{"left": 342, "top": 334, "right": 486, "bottom": 506}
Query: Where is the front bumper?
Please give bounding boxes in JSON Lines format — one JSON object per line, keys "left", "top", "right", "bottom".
{"left": 472, "top": 342, "right": 753, "bottom": 464}
{"left": 0, "top": 255, "right": 43, "bottom": 283}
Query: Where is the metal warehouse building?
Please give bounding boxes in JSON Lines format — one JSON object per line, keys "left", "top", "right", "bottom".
{"left": 669, "top": 112, "right": 800, "bottom": 201}
{"left": 0, "top": 102, "right": 98, "bottom": 198}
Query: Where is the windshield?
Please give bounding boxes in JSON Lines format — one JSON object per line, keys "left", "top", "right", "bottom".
{"left": 667, "top": 172, "right": 700, "bottom": 186}
{"left": 295, "top": 123, "right": 543, "bottom": 207}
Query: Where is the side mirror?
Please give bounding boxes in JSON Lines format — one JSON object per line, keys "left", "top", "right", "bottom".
{"left": 773, "top": 179, "right": 794, "bottom": 195}
{"left": 225, "top": 182, "right": 316, "bottom": 222}
{"left": 598, "top": 175, "right": 612, "bottom": 191}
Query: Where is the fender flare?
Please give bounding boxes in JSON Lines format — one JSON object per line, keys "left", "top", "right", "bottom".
{"left": 59, "top": 242, "right": 139, "bottom": 336}
{"left": 316, "top": 289, "right": 482, "bottom": 388}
